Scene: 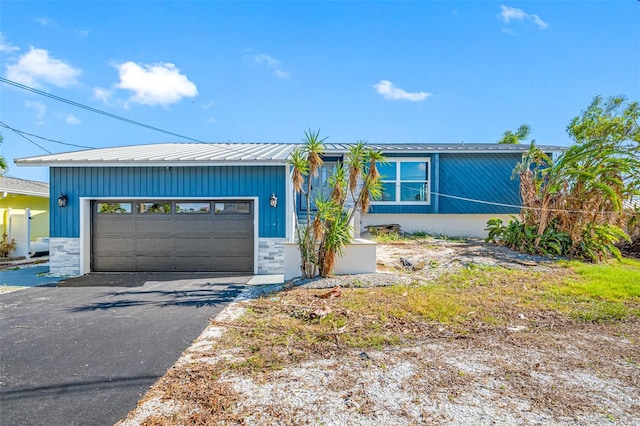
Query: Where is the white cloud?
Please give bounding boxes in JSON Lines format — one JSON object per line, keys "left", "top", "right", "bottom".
{"left": 499, "top": 5, "right": 548, "bottom": 30}
{"left": 35, "top": 17, "right": 56, "bottom": 27}
{"left": 0, "top": 33, "right": 19, "bottom": 53}
{"left": 5, "top": 47, "right": 81, "bottom": 88}
{"left": 373, "top": 80, "right": 431, "bottom": 102}
{"left": 200, "top": 101, "right": 215, "bottom": 110}
{"left": 253, "top": 53, "right": 280, "bottom": 68}
{"left": 92, "top": 87, "right": 115, "bottom": 105}
{"left": 113, "top": 61, "right": 198, "bottom": 107}
{"left": 274, "top": 69, "right": 290, "bottom": 79}
{"left": 25, "top": 100, "right": 47, "bottom": 124}
{"left": 35, "top": 17, "right": 89, "bottom": 38}
{"left": 248, "top": 53, "right": 290, "bottom": 79}
{"left": 65, "top": 114, "right": 81, "bottom": 124}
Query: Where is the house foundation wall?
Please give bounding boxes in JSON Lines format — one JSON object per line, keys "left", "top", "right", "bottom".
{"left": 361, "top": 214, "right": 515, "bottom": 239}
{"left": 49, "top": 237, "right": 81, "bottom": 276}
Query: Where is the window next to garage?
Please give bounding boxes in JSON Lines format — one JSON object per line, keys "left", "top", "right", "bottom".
{"left": 375, "top": 158, "right": 431, "bottom": 204}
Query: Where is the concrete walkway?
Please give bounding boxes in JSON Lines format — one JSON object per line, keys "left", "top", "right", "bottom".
{"left": 0, "top": 273, "right": 247, "bottom": 426}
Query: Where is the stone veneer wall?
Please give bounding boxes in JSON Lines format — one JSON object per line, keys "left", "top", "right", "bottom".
{"left": 257, "top": 238, "right": 286, "bottom": 274}
{"left": 49, "top": 237, "right": 81, "bottom": 276}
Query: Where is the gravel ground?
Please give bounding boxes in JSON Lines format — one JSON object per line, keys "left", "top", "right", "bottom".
{"left": 117, "top": 240, "right": 639, "bottom": 425}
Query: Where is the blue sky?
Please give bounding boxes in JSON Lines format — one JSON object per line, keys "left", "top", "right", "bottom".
{"left": 1, "top": 1, "right": 638, "bottom": 182}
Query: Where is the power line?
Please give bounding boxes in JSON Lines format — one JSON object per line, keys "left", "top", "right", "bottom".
{"left": 0, "top": 77, "right": 205, "bottom": 143}
{"left": 0, "top": 121, "right": 93, "bottom": 150}
{"left": 430, "top": 191, "right": 629, "bottom": 216}
{"left": 0, "top": 120, "right": 52, "bottom": 154}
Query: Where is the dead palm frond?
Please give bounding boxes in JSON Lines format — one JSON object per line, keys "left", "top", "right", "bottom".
{"left": 302, "top": 129, "right": 326, "bottom": 178}
{"left": 347, "top": 140, "right": 367, "bottom": 198}
{"left": 288, "top": 148, "right": 308, "bottom": 193}
{"left": 328, "top": 162, "right": 347, "bottom": 205}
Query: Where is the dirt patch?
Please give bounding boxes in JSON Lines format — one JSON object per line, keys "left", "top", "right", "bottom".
{"left": 375, "top": 238, "right": 554, "bottom": 279}
{"left": 118, "top": 241, "right": 639, "bottom": 425}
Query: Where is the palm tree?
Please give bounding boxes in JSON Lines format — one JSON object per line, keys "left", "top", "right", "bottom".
{"left": 289, "top": 131, "right": 385, "bottom": 278}
{"left": 498, "top": 124, "right": 532, "bottom": 144}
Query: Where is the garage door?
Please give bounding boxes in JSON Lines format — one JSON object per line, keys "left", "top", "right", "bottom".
{"left": 92, "top": 200, "right": 253, "bottom": 272}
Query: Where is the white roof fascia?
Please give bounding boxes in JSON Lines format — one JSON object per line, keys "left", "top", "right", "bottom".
{"left": 1, "top": 189, "right": 49, "bottom": 197}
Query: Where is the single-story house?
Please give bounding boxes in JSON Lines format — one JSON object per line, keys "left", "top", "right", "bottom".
{"left": 15, "top": 142, "right": 563, "bottom": 276}
{"left": 0, "top": 175, "right": 50, "bottom": 257}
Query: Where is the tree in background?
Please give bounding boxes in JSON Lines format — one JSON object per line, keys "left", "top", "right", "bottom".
{"left": 487, "top": 95, "right": 640, "bottom": 261}
{"left": 498, "top": 124, "right": 533, "bottom": 144}
{"left": 289, "top": 130, "right": 384, "bottom": 278}
{"left": 0, "top": 133, "right": 7, "bottom": 175}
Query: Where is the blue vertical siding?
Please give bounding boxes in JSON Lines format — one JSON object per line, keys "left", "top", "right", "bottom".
{"left": 50, "top": 166, "right": 287, "bottom": 238}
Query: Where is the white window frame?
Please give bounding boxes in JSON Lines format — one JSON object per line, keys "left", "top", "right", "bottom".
{"left": 372, "top": 157, "right": 431, "bottom": 205}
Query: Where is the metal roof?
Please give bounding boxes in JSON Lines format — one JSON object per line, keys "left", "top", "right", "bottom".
{"left": 323, "top": 143, "right": 565, "bottom": 154}
{"left": 0, "top": 176, "right": 49, "bottom": 197}
{"left": 14, "top": 142, "right": 566, "bottom": 167}
{"left": 15, "top": 143, "right": 298, "bottom": 167}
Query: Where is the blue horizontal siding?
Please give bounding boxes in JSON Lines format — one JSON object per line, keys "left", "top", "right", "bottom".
{"left": 50, "top": 166, "right": 286, "bottom": 238}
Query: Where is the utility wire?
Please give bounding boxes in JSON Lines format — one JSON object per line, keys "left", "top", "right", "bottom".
{"left": 0, "top": 120, "right": 52, "bottom": 154}
{"left": 0, "top": 77, "right": 205, "bottom": 143}
{"left": 430, "top": 190, "right": 631, "bottom": 216}
{"left": 0, "top": 121, "right": 93, "bottom": 149}
{"left": 380, "top": 182, "right": 633, "bottom": 215}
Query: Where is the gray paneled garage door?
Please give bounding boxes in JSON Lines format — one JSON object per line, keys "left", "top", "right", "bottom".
{"left": 92, "top": 200, "right": 253, "bottom": 272}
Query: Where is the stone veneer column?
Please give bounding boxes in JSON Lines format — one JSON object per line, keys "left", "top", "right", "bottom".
{"left": 257, "top": 238, "right": 286, "bottom": 274}
{"left": 49, "top": 237, "right": 81, "bottom": 276}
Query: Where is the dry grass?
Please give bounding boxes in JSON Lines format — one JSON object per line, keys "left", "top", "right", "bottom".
{"left": 119, "top": 253, "right": 640, "bottom": 425}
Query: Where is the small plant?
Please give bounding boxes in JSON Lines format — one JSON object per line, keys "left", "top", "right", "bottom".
{"left": 0, "top": 233, "right": 17, "bottom": 257}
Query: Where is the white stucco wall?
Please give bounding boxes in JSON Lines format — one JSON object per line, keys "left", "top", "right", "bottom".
{"left": 284, "top": 239, "right": 377, "bottom": 281}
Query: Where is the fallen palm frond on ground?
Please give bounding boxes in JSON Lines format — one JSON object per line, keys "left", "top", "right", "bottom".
{"left": 119, "top": 257, "right": 640, "bottom": 425}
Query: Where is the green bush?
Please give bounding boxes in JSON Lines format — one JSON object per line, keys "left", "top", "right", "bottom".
{"left": 485, "top": 217, "right": 571, "bottom": 257}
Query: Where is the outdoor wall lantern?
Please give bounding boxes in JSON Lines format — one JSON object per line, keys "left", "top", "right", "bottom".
{"left": 57, "top": 194, "right": 68, "bottom": 208}
{"left": 269, "top": 193, "right": 278, "bottom": 208}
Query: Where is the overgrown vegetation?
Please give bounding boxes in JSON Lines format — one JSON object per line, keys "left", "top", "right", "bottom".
{"left": 0, "top": 233, "right": 17, "bottom": 257}
{"left": 290, "top": 130, "right": 385, "bottom": 278}
{"left": 498, "top": 123, "right": 533, "bottom": 145}
{"left": 487, "top": 95, "right": 640, "bottom": 262}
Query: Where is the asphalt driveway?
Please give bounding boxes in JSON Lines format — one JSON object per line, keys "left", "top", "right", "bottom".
{"left": 0, "top": 273, "right": 248, "bottom": 426}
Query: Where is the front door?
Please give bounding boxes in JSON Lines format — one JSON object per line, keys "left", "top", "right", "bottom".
{"left": 298, "top": 163, "right": 335, "bottom": 212}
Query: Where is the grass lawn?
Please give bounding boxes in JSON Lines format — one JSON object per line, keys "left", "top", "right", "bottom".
{"left": 214, "top": 259, "right": 640, "bottom": 374}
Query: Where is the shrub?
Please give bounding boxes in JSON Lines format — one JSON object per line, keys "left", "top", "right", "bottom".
{"left": 0, "top": 233, "right": 17, "bottom": 257}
